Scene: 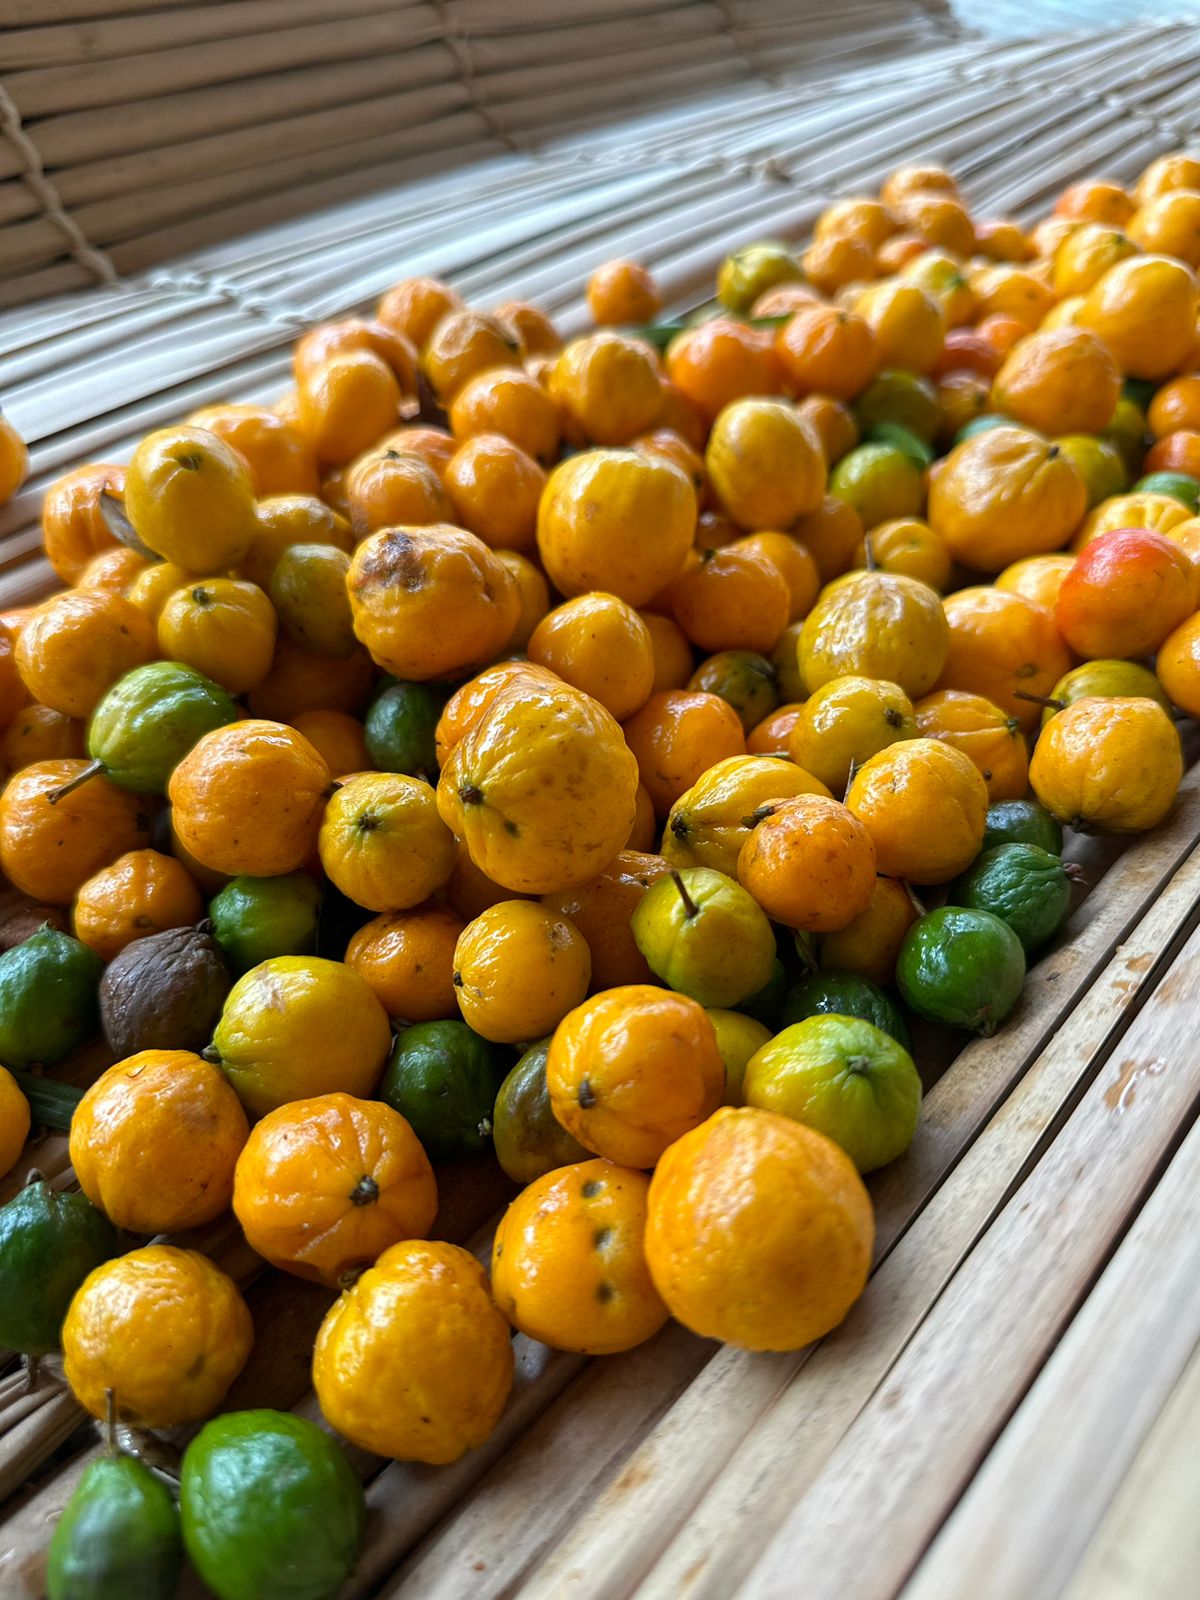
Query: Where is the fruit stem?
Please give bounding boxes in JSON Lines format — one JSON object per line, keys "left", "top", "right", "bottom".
{"left": 670, "top": 870, "right": 699, "bottom": 919}
{"left": 24, "top": 1355, "right": 40, "bottom": 1394}
{"left": 862, "top": 534, "right": 877, "bottom": 572}
{"left": 349, "top": 1174, "right": 379, "bottom": 1207}
{"left": 200, "top": 1044, "right": 221, "bottom": 1064}
{"left": 46, "top": 760, "right": 105, "bottom": 804}
{"left": 1013, "top": 691, "right": 1065, "bottom": 711}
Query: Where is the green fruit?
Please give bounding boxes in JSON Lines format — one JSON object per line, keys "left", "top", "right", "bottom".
{"left": 706, "top": 1008, "right": 771, "bottom": 1104}
{"left": 897, "top": 907, "right": 1026, "bottom": 1035}
{"left": 0, "top": 927, "right": 103, "bottom": 1067}
{"left": 1132, "top": 470, "right": 1200, "bottom": 510}
{"left": 981, "top": 799, "right": 1063, "bottom": 856}
{"left": 733, "top": 955, "right": 789, "bottom": 1028}
{"left": 268, "top": 543, "right": 356, "bottom": 658}
{"left": 48, "top": 1453, "right": 182, "bottom": 1600}
{"left": 1104, "top": 395, "right": 1149, "bottom": 475}
{"left": 493, "top": 1038, "right": 589, "bottom": 1185}
{"left": 827, "top": 443, "right": 924, "bottom": 528}
{"left": 209, "top": 874, "right": 322, "bottom": 974}
{"left": 1054, "top": 434, "right": 1128, "bottom": 507}
{"left": 953, "top": 413, "right": 1011, "bottom": 444}
{"left": 743, "top": 1013, "right": 922, "bottom": 1171}
{"left": 950, "top": 843, "right": 1074, "bottom": 952}
{"left": 855, "top": 371, "right": 940, "bottom": 444}
{"left": 716, "top": 241, "right": 804, "bottom": 313}
{"left": 687, "top": 651, "right": 778, "bottom": 731}
{"left": 631, "top": 868, "right": 777, "bottom": 1008}
{"left": 180, "top": 1410, "right": 365, "bottom": 1600}
{"left": 1044, "top": 658, "right": 1172, "bottom": 727}
{"left": 364, "top": 680, "right": 444, "bottom": 777}
{"left": 381, "top": 1019, "right": 506, "bottom": 1159}
{"left": 81, "top": 662, "right": 237, "bottom": 794}
{"left": 0, "top": 1182, "right": 119, "bottom": 1354}
{"left": 781, "top": 970, "right": 911, "bottom": 1050}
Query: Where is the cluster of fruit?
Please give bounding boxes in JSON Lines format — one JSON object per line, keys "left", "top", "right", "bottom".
{"left": 3, "top": 149, "right": 1200, "bottom": 1599}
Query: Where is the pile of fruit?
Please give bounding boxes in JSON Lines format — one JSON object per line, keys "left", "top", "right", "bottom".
{"left": 3, "top": 149, "right": 1200, "bottom": 1598}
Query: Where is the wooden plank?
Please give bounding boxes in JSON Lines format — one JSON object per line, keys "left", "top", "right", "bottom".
{"left": 1060, "top": 1339, "right": 1200, "bottom": 1600}
{"left": 902, "top": 1116, "right": 1200, "bottom": 1599}
{"left": 732, "top": 919, "right": 1200, "bottom": 1600}
{"left": 508, "top": 800, "right": 1200, "bottom": 1600}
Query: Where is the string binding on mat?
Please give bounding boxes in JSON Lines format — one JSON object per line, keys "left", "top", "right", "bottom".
{"left": 0, "top": 85, "right": 118, "bottom": 290}
{"left": 430, "top": 0, "right": 528, "bottom": 155}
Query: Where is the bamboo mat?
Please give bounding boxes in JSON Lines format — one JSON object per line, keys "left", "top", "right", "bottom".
{"left": 4, "top": 10, "right": 1200, "bottom": 1598}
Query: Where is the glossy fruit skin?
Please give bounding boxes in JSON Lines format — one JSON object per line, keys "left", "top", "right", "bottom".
{"left": 493, "top": 1038, "right": 590, "bottom": 1184}
{"left": 670, "top": 542, "right": 791, "bottom": 656}
{"left": 828, "top": 442, "right": 924, "bottom": 528}
{"left": 208, "top": 872, "right": 321, "bottom": 973}
{"left": 434, "top": 661, "right": 557, "bottom": 767}
{"left": 707, "top": 1008, "right": 772, "bottom": 1104}
{"left": 1055, "top": 528, "right": 1197, "bottom": 659}
{"left": 992, "top": 327, "right": 1121, "bottom": 435}
{"left": 0, "top": 759, "right": 152, "bottom": 904}
{"left": 312, "top": 1240, "right": 514, "bottom": 1464}
{"left": 63, "top": 1245, "right": 253, "bottom": 1427}
{"left": 644, "top": 1106, "right": 874, "bottom": 1351}
{"left": 1043, "top": 659, "right": 1171, "bottom": 726}
{"left": 453, "top": 900, "right": 591, "bottom": 1044}
{"left": 157, "top": 578, "right": 277, "bottom": 695}
{"left": 40, "top": 463, "right": 124, "bottom": 584}
{"left": 364, "top": 680, "right": 443, "bottom": 779}
{"left": 929, "top": 426, "right": 1086, "bottom": 572}
{"left": 537, "top": 450, "right": 695, "bottom": 607}
{"left": 0, "top": 1064, "right": 30, "bottom": 1177}
{"left": 897, "top": 906, "right": 1026, "bottom": 1035}
{"left": 1029, "top": 695, "right": 1183, "bottom": 833}
{"left": 549, "top": 331, "right": 663, "bottom": 446}
{"left": 438, "top": 679, "right": 639, "bottom": 895}
{"left": 87, "top": 661, "right": 237, "bottom": 793}
{"left": 125, "top": 426, "right": 257, "bottom": 571}
{"left": 445, "top": 433, "right": 545, "bottom": 552}
{"left": 233, "top": 1093, "right": 436, "bottom": 1287}
{"left": 71, "top": 1050, "right": 248, "bottom": 1234}
{"left": 0, "top": 1183, "right": 119, "bottom": 1355}
{"left": 0, "top": 927, "right": 102, "bottom": 1067}
{"left": 782, "top": 971, "right": 911, "bottom": 1050}
{"left": 631, "top": 867, "right": 777, "bottom": 1008}
{"left": 744, "top": 1015, "right": 920, "bottom": 1172}
{"left": 738, "top": 794, "right": 877, "bottom": 933}
{"left": 718, "top": 242, "right": 804, "bottom": 312}
{"left": 529, "top": 592, "right": 655, "bottom": 721}
{"left": 320, "top": 772, "right": 454, "bottom": 914}
{"left": 381, "top": 1019, "right": 506, "bottom": 1159}
{"left": 817, "top": 876, "right": 921, "bottom": 989}
{"left": 661, "top": 754, "right": 830, "bottom": 877}
{"left": 790, "top": 675, "right": 915, "bottom": 795}
{"left": 1, "top": 703, "right": 85, "bottom": 773}
{"left": 16, "top": 591, "right": 158, "bottom": 721}
{"left": 213, "top": 956, "right": 391, "bottom": 1117}
{"left": 623, "top": 690, "right": 747, "bottom": 819}
{"left": 348, "top": 523, "right": 517, "bottom": 681}
{"left": 706, "top": 398, "right": 826, "bottom": 529}
{"left": 47, "top": 1453, "right": 182, "bottom": 1600}
{"left": 951, "top": 843, "right": 1073, "bottom": 953}
{"left": 847, "top": 737, "right": 988, "bottom": 885}
{"left": 1158, "top": 611, "right": 1200, "bottom": 716}
{"left": 547, "top": 984, "right": 724, "bottom": 1168}
{"left": 168, "top": 720, "right": 331, "bottom": 878}
{"left": 1077, "top": 255, "right": 1199, "bottom": 380}
{"left": 799, "top": 572, "right": 950, "bottom": 699}
{"left": 914, "top": 689, "right": 1028, "bottom": 803}
{"left": 345, "top": 904, "right": 464, "bottom": 1022}
{"left": 541, "top": 848, "right": 669, "bottom": 991}
{"left": 938, "top": 586, "right": 1073, "bottom": 732}
{"left": 181, "top": 1410, "right": 366, "bottom": 1600}
{"left": 188, "top": 401, "right": 319, "bottom": 496}
{"left": 776, "top": 305, "right": 878, "bottom": 401}
{"left": 492, "top": 1158, "right": 668, "bottom": 1355}
{"left": 982, "top": 799, "right": 1063, "bottom": 856}
{"left": 73, "top": 849, "right": 204, "bottom": 962}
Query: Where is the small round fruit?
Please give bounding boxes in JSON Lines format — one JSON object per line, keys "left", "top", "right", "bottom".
{"left": 73, "top": 849, "right": 204, "bottom": 962}
{"left": 345, "top": 905, "right": 464, "bottom": 1022}
{"left": 982, "top": 798, "right": 1064, "bottom": 856}
{"left": 897, "top": 906, "right": 1026, "bottom": 1035}
{"left": 846, "top": 737, "right": 988, "bottom": 884}
{"left": 47, "top": 1450, "right": 182, "bottom": 1600}
{"left": 790, "top": 676, "right": 916, "bottom": 795}
{"left": 738, "top": 794, "right": 877, "bottom": 932}
{"left": 180, "top": 1410, "right": 365, "bottom": 1600}
{"left": 781, "top": 971, "right": 911, "bottom": 1050}
{"left": 492, "top": 1158, "right": 667, "bottom": 1354}
{"left": 951, "top": 843, "right": 1074, "bottom": 953}
{"left": 816, "top": 876, "right": 922, "bottom": 989}
{"left": 547, "top": 984, "right": 724, "bottom": 1168}
{"left": 631, "top": 867, "right": 776, "bottom": 1008}
{"left": 211, "top": 955, "right": 391, "bottom": 1116}
{"left": 744, "top": 1015, "right": 921, "bottom": 1172}
{"left": 208, "top": 872, "right": 322, "bottom": 973}
{"left": 312, "top": 1240, "right": 514, "bottom": 1463}
{"left": 453, "top": 900, "right": 591, "bottom": 1044}
{"left": 124, "top": 426, "right": 257, "bottom": 572}
{"left": 0, "top": 926, "right": 103, "bottom": 1068}
{"left": 319, "top": 771, "right": 454, "bottom": 913}
{"left": 528, "top": 592, "right": 655, "bottom": 721}
{"left": 0, "top": 1182, "right": 119, "bottom": 1357}
{"left": 380, "top": 1018, "right": 505, "bottom": 1160}
{"left": 706, "top": 398, "right": 826, "bottom": 530}
{"left": 63, "top": 1245, "right": 253, "bottom": 1427}
{"left": 232, "top": 1093, "right": 437, "bottom": 1287}
{"left": 798, "top": 572, "right": 949, "bottom": 700}
{"left": 644, "top": 1106, "right": 874, "bottom": 1351}
{"left": 70, "top": 1050, "right": 249, "bottom": 1234}
{"left": 1029, "top": 696, "right": 1182, "bottom": 833}
{"left": 493, "top": 1038, "right": 590, "bottom": 1184}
